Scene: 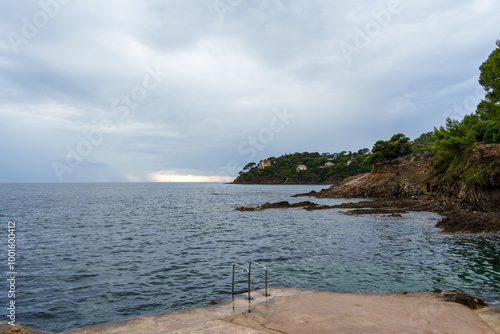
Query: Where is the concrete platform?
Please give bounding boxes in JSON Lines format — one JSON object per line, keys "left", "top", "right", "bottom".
{"left": 1, "top": 288, "right": 499, "bottom": 333}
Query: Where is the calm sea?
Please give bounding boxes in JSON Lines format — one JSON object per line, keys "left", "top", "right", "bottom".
{"left": 1, "top": 183, "right": 499, "bottom": 332}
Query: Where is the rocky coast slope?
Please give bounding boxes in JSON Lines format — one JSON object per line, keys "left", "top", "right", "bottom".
{"left": 299, "top": 143, "right": 500, "bottom": 234}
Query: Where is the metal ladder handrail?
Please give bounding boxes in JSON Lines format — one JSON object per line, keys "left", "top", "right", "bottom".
{"left": 231, "top": 262, "right": 270, "bottom": 300}
{"left": 232, "top": 264, "right": 250, "bottom": 300}
{"left": 249, "top": 261, "right": 270, "bottom": 297}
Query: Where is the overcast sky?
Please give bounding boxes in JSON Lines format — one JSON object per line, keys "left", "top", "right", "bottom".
{"left": 0, "top": 0, "right": 498, "bottom": 182}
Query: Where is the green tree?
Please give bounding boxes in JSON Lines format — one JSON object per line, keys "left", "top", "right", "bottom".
{"left": 432, "top": 117, "right": 477, "bottom": 175}
{"left": 364, "top": 133, "right": 411, "bottom": 164}
{"left": 243, "top": 162, "right": 256, "bottom": 171}
{"left": 476, "top": 40, "right": 500, "bottom": 122}
{"left": 413, "top": 132, "right": 436, "bottom": 146}
{"left": 484, "top": 123, "right": 500, "bottom": 143}
{"left": 390, "top": 133, "right": 412, "bottom": 157}
{"left": 358, "top": 148, "right": 370, "bottom": 155}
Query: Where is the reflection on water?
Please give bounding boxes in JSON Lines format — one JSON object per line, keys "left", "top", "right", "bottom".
{"left": 0, "top": 183, "right": 498, "bottom": 332}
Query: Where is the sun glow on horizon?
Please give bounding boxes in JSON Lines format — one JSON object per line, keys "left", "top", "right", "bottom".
{"left": 150, "top": 173, "right": 236, "bottom": 183}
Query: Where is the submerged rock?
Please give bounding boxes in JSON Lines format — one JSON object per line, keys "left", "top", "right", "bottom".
{"left": 344, "top": 208, "right": 408, "bottom": 216}
{"left": 235, "top": 201, "right": 320, "bottom": 211}
{"left": 292, "top": 190, "right": 318, "bottom": 197}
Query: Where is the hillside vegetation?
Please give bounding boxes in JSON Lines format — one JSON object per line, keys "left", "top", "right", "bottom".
{"left": 234, "top": 150, "right": 372, "bottom": 184}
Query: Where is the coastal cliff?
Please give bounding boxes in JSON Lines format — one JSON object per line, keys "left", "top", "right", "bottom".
{"left": 313, "top": 144, "right": 500, "bottom": 210}
{"left": 313, "top": 155, "right": 434, "bottom": 199}
{"left": 434, "top": 143, "right": 500, "bottom": 213}
{"left": 305, "top": 143, "right": 500, "bottom": 234}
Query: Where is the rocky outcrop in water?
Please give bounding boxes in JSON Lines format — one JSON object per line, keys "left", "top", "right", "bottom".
{"left": 436, "top": 212, "right": 500, "bottom": 234}
{"left": 235, "top": 201, "right": 321, "bottom": 211}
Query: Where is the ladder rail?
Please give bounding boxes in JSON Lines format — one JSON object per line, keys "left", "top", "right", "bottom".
{"left": 232, "top": 263, "right": 251, "bottom": 300}
{"left": 249, "top": 261, "right": 270, "bottom": 297}
{"left": 231, "top": 261, "right": 270, "bottom": 300}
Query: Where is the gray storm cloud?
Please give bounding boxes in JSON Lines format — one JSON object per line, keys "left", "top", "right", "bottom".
{"left": 0, "top": 0, "right": 497, "bottom": 182}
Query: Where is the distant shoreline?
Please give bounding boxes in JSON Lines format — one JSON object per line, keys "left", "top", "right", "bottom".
{"left": 228, "top": 182, "right": 337, "bottom": 185}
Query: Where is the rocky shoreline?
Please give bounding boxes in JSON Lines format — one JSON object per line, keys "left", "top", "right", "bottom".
{"left": 318, "top": 197, "right": 499, "bottom": 234}
{"left": 235, "top": 144, "right": 500, "bottom": 234}
{"left": 436, "top": 212, "right": 500, "bottom": 234}
{"left": 235, "top": 196, "right": 500, "bottom": 235}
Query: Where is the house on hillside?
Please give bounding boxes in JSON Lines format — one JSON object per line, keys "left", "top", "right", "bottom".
{"left": 347, "top": 160, "right": 353, "bottom": 166}
{"left": 319, "top": 162, "right": 335, "bottom": 169}
{"left": 296, "top": 164, "right": 307, "bottom": 172}
{"left": 258, "top": 160, "right": 272, "bottom": 169}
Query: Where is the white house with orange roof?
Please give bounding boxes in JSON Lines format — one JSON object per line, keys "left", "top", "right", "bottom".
{"left": 296, "top": 164, "right": 307, "bottom": 172}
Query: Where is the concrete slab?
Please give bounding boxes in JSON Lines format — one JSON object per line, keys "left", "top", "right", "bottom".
{"left": 478, "top": 307, "right": 500, "bottom": 334}
{"left": 60, "top": 288, "right": 311, "bottom": 334}
{"left": 225, "top": 291, "right": 497, "bottom": 334}
{"left": 1, "top": 288, "right": 498, "bottom": 334}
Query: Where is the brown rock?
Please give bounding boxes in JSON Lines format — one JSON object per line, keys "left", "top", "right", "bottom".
{"left": 436, "top": 212, "right": 500, "bottom": 234}
{"left": 439, "top": 291, "right": 488, "bottom": 310}
{"left": 235, "top": 201, "right": 320, "bottom": 211}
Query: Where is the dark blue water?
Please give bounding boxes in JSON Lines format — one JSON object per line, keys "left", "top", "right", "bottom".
{"left": 0, "top": 183, "right": 499, "bottom": 332}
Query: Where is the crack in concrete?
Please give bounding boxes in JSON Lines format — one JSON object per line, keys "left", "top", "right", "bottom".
{"left": 259, "top": 322, "right": 289, "bottom": 334}
{"left": 238, "top": 311, "right": 288, "bottom": 334}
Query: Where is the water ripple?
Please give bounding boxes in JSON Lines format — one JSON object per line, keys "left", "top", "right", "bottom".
{"left": 0, "top": 183, "right": 498, "bottom": 332}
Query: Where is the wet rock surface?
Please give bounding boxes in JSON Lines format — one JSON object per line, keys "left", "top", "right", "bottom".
{"left": 235, "top": 201, "right": 320, "bottom": 211}
{"left": 291, "top": 190, "right": 318, "bottom": 197}
{"left": 436, "top": 212, "right": 500, "bottom": 234}
{"left": 344, "top": 208, "right": 408, "bottom": 216}
{"left": 236, "top": 196, "right": 500, "bottom": 234}
{"left": 437, "top": 290, "right": 488, "bottom": 310}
